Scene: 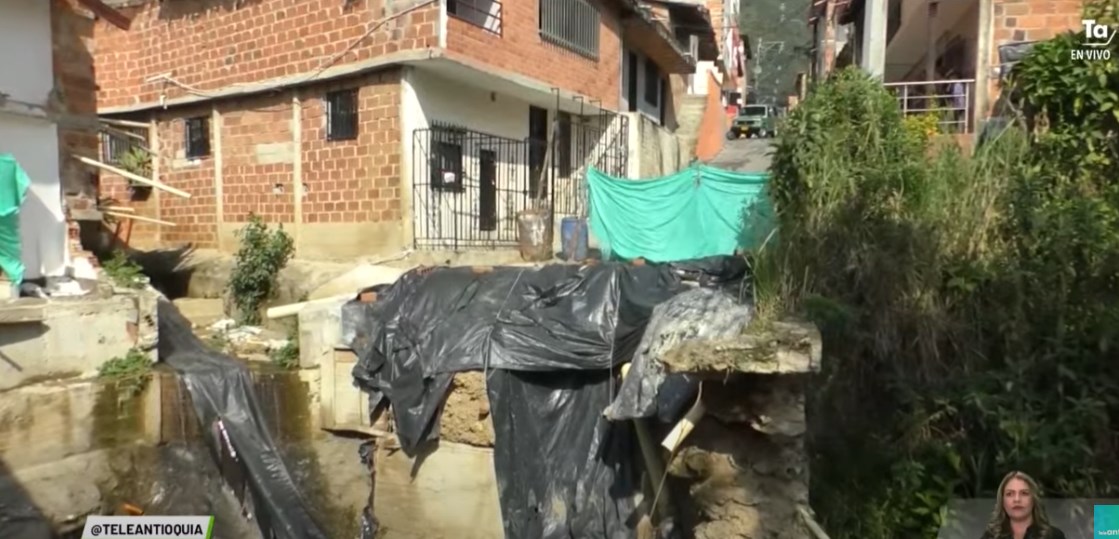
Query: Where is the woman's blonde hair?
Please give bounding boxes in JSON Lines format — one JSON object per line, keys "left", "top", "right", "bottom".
{"left": 985, "top": 471, "right": 1053, "bottom": 538}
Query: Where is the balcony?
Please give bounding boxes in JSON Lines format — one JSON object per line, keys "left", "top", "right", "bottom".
{"left": 883, "top": 78, "right": 974, "bottom": 134}
{"left": 448, "top": 0, "right": 503, "bottom": 35}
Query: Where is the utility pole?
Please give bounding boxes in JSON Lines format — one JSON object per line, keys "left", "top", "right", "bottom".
{"left": 753, "top": 38, "right": 786, "bottom": 104}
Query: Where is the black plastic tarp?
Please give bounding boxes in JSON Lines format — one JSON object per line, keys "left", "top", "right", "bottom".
{"left": 347, "top": 256, "right": 749, "bottom": 539}
{"left": 604, "top": 287, "right": 755, "bottom": 422}
{"left": 0, "top": 469, "right": 52, "bottom": 539}
{"left": 158, "top": 300, "right": 328, "bottom": 539}
{"left": 998, "top": 40, "right": 1039, "bottom": 80}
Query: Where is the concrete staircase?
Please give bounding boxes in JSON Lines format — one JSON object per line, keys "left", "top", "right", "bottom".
{"left": 675, "top": 94, "right": 707, "bottom": 161}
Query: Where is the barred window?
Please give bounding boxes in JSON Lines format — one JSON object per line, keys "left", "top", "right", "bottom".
{"left": 539, "top": 0, "right": 600, "bottom": 60}
{"left": 185, "top": 116, "right": 210, "bottom": 158}
{"left": 326, "top": 89, "right": 359, "bottom": 141}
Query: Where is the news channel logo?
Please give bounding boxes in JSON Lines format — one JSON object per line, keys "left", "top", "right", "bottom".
{"left": 1098, "top": 505, "right": 1119, "bottom": 538}
{"left": 81, "top": 516, "right": 214, "bottom": 539}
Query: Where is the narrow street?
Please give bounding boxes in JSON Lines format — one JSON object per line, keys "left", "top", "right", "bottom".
{"left": 707, "top": 137, "right": 774, "bottom": 173}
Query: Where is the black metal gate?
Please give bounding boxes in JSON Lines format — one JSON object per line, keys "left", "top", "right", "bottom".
{"left": 412, "top": 113, "right": 629, "bottom": 250}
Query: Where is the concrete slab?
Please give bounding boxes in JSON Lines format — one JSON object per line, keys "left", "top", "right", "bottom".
{"left": 171, "top": 297, "right": 225, "bottom": 328}
{"left": 0, "top": 376, "right": 161, "bottom": 470}
{"left": 0, "top": 291, "right": 159, "bottom": 391}
{"left": 307, "top": 264, "right": 407, "bottom": 301}
{"left": 374, "top": 441, "right": 503, "bottom": 539}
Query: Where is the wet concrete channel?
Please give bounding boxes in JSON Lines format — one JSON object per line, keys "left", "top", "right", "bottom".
{"left": 0, "top": 358, "right": 367, "bottom": 539}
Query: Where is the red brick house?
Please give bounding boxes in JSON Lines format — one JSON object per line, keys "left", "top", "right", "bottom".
{"left": 83, "top": 0, "right": 716, "bottom": 258}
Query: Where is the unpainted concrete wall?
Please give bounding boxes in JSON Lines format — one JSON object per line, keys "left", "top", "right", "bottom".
{"left": 0, "top": 291, "right": 158, "bottom": 391}
{"left": 626, "top": 112, "right": 689, "bottom": 179}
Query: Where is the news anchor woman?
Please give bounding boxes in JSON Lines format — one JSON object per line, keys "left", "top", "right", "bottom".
{"left": 981, "top": 471, "right": 1067, "bottom": 539}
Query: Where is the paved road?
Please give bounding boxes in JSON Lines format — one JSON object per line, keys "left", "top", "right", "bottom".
{"left": 706, "top": 137, "right": 774, "bottom": 173}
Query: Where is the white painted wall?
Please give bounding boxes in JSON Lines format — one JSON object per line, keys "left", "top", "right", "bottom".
{"left": 402, "top": 68, "right": 532, "bottom": 250}
{"left": 688, "top": 61, "right": 717, "bottom": 95}
{"left": 401, "top": 68, "right": 627, "bottom": 251}
{"left": 0, "top": 0, "right": 67, "bottom": 280}
{"left": 622, "top": 49, "right": 666, "bottom": 123}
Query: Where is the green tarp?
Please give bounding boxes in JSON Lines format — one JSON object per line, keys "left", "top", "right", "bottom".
{"left": 0, "top": 154, "right": 30, "bottom": 287}
{"left": 587, "top": 164, "right": 775, "bottom": 262}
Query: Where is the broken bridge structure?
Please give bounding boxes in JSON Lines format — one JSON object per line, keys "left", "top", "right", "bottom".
{"left": 309, "top": 255, "right": 823, "bottom": 539}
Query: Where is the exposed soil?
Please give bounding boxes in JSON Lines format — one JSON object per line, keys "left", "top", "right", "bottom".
{"left": 667, "top": 375, "right": 810, "bottom": 539}
{"left": 439, "top": 372, "right": 495, "bottom": 447}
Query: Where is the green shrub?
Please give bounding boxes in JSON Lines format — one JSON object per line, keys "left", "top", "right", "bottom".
{"left": 228, "top": 214, "right": 295, "bottom": 325}
{"left": 765, "top": 27, "right": 1119, "bottom": 535}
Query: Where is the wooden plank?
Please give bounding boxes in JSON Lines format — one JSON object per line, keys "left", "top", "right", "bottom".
{"left": 319, "top": 344, "right": 337, "bottom": 431}
{"left": 374, "top": 442, "right": 504, "bottom": 539}
{"left": 73, "top": 155, "right": 192, "bottom": 199}
{"left": 332, "top": 349, "right": 367, "bottom": 428}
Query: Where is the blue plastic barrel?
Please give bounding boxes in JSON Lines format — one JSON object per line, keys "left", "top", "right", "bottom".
{"left": 560, "top": 216, "right": 589, "bottom": 261}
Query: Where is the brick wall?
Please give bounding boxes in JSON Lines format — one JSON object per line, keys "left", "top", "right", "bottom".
{"left": 154, "top": 105, "right": 221, "bottom": 248}
{"left": 52, "top": 0, "right": 103, "bottom": 264}
{"left": 987, "top": 0, "right": 1083, "bottom": 107}
{"left": 92, "top": 0, "right": 437, "bottom": 110}
{"left": 220, "top": 93, "right": 295, "bottom": 225}
{"left": 444, "top": 0, "right": 624, "bottom": 108}
{"left": 299, "top": 70, "right": 403, "bottom": 227}
{"left": 98, "top": 70, "right": 404, "bottom": 253}
{"left": 96, "top": 124, "right": 164, "bottom": 250}
{"left": 992, "top": 0, "right": 1082, "bottom": 44}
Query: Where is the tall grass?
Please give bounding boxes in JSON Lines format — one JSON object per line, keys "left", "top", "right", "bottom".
{"left": 759, "top": 67, "right": 1119, "bottom": 537}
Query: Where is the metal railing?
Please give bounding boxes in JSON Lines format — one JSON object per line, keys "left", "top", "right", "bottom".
{"left": 447, "top": 0, "right": 503, "bottom": 35}
{"left": 882, "top": 78, "right": 975, "bottom": 134}
{"left": 411, "top": 113, "right": 628, "bottom": 251}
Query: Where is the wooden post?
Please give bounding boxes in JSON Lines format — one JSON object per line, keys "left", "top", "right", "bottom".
{"left": 212, "top": 105, "right": 225, "bottom": 251}
{"left": 292, "top": 92, "right": 304, "bottom": 255}
{"left": 149, "top": 117, "right": 163, "bottom": 245}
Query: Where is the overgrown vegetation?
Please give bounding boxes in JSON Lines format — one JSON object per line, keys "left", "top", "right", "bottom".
{"left": 205, "top": 332, "right": 229, "bottom": 353}
{"left": 269, "top": 328, "right": 300, "bottom": 370}
{"left": 98, "top": 348, "right": 154, "bottom": 399}
{"left": 116, "top": 146, "right": 152, "bottom": 178}
{"left": 102, "top": 250, "right": 147, "bottom": 289}
{"left": 761, "top": 6, "right": 1118, "bottom": 536}
{"left": 228, "top": 214, "right": 295, "bottom": 325}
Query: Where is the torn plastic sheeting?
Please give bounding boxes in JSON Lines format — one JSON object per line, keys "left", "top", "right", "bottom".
{"left": 157, "top": 299, "right": 329, "bottom": 539}
{"left": 348, "top": 257, "right": 749, "bottom": 455}
{"left": 347, "top": 256, "right": 749, "bottom": 539}
{"left": 486, "top": 368, "right": 652, "bottom": 539}
{"left": 997, "top": 41, "right": 1038, "bottom": 79}
{"left": 603, "top": 287, "right": 756, "bottom": 422}
{"left": 0, "top": 472, "right": 51, "bottom": 539}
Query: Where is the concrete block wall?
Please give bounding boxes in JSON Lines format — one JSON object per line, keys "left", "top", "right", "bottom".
{"left": 0, "top": 291, "right": 158, "bottom": 391}
{"left": 626, "top": 112, "right": 687, "bottom": 178}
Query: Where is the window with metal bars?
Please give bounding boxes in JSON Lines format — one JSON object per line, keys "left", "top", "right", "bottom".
{"left": 430, "top": 129, "right": 465, "bottom": 193}
{"left": 557, "top": 111, "right": 572, "bottom": 177}
{"left": 326, "top": 89, "right": 359, "bottom": 141}
{"left": 185, "top": 116, "right": 210, "bottom": 158}
{"left": 539, "top": 0, "right": 600, "bottom": 60}
{"left": 100, "top": 128, "right": 145, "bottom": 165}
{"left": 448, "top": 0, "right": 503, "bottom": 34}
